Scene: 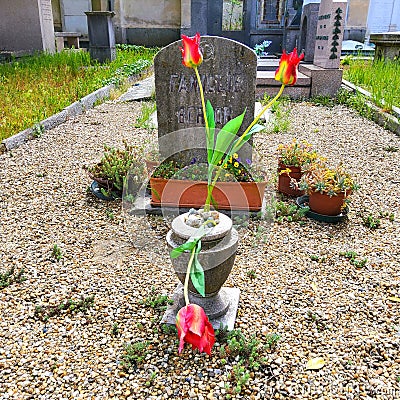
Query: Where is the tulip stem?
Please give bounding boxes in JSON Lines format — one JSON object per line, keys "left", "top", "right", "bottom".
{"left": 184, "top": 246, "right": 196, "bottom": 306}
{"left": 194, "top": 66, "right": 209, "bottom": 137}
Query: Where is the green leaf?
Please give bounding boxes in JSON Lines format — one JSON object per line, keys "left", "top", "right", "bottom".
{"left": 190, "top": 242, "right": 205, "bottom": 297}
{"left": 231, "top": 124, "right": 265, "bottom": 154}
{"left": 170, "top": 240, "right": 197, "bottom": 258}
{"left": 211, "top": 110, "right": 246, "bottom": 166}
{"left": 206, "top": 100, "right": 215, "bottom": 165}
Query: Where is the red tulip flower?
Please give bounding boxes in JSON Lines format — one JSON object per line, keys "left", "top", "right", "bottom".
{"left": 275, "top": 48, "right": 304, "bottom": 86}
{"left": 176, "top": 304, "right": 215, "bottom": 355}
{"left": 180, "top": 33, "right": 203, "bottom": 68}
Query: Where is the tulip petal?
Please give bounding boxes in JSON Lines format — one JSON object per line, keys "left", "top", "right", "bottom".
{"left": 275, "top": 47, "right": 304, "bottom": 86}
{"left": 180, "top": 33, "right": 203, "bottom": 68}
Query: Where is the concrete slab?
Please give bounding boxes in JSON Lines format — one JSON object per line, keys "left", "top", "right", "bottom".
{"left": 118, "top": 76, "right": 155, "bottom": 102}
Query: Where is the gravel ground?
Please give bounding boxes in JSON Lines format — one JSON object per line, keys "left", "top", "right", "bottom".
{"left": 0, "top": 94, "right": 399, "bottom": 400}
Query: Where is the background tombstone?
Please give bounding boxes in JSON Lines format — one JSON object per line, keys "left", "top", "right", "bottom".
{"left": 313, "top": 0, "right": 347, "bottom": 69}
{"left": 154, "top": 36, "right": 257, "bottom": 165}
{"left": 299, "top": 2, "right": 321, "bottom": 62}
{"left": 0, "top": 0, "right": 55, "bottom": 54}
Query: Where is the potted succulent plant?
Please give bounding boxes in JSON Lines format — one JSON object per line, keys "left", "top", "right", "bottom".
{"left": 87, "top": 140, "right": 145, "bottom": 200}
{"left": 298, "top": 161, "right": 359, "bottom": 216}
{"left": 277, "top": 139, "right": 321, "bottom": 197}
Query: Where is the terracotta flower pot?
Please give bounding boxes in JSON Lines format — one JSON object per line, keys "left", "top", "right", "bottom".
{"left": 308, "top": 191, "right": 346, "bottom": 216}
{"left": 277, "top": 162, "right": 304, "bottom": 197}
{"left": 150, "top": 177, "right": 267, "bottom": 211}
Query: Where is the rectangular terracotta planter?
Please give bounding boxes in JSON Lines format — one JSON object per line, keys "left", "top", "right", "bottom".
{"left": 150, "top": 178, "right": 267, "bottom": 211}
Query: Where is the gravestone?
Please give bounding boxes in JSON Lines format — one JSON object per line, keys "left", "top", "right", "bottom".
{"left": 313, "top": 0, "right": 347, "bottom": 69}
{"left": 299, "top": 2, "right": 320, "bottom": 62}
{"left": 0, "top": 0, "right": 55, "bottom": 53}
{"left": 154, "top": 36, "right": 257, "bottom": 164}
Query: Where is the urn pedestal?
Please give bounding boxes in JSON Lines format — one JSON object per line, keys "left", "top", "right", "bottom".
{"left": 161, "top": 212, "right": 240, "bottom": 330}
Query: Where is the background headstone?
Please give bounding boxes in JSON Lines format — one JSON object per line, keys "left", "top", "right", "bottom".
{"left": 313, "top": 0, "right": 347, "bottom": 69}
{"left": 154, "top": 36, "right": 257, "bottom": 164}
{"left": 0, "top": 0, "right": 55, "bottom": 53}
{"left": 299, "top": 2, "right": 321, "bottom": 62}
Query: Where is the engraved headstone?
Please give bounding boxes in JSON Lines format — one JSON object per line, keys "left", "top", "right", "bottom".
{"left": 313, "top": 0, "right": 347, "bottom": 69}
{"left": 0, "top": 0, "right": 55, "bottom": 53}
{"left": 154, "top": 36, "right": 257, "bottom": 164}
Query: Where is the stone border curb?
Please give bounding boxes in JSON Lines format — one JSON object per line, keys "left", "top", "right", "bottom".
{"left": 0, "top": 68, "right": 153, "bottom": 155}
{"left": 341, "top": 79, "right": 400, "bottom": 137}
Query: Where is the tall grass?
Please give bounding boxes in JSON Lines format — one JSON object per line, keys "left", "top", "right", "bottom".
{"left": 342, "top": 58, "right": 400, "bottom": 111}
{"left": 0, "top": 45, "right": 157, "bottom": 141}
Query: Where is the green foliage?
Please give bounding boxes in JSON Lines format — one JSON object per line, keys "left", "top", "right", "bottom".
{"left": 134, "top": 101, "right": 156, "bottom": 130}
{"left": 105, "top": 209, "right": 115, "bottom": 220}
{"left": 219, "top": 329, "right": 279, "bottom": 370}
{"left": 340, "top": 251, "right": 368, "bottom": 268}
{"left": 140, "top": 287, "right": 173, "bottom": 312}
{"left": 0, "top": 45, "right": 156, "bottom": 141}
{"left": 383, "top": 145, "right": 399, "bottom": 153}
{"left": 87, "top": 139, "right": 145, "bottom": 194}
{"left": 266, "top": 98, "right": 290, "bottom": 133}
{"left": 111, "top": 323, "right": 120, "bottom": 336}
{"left": 274, "top": 200, "right": 309, "bottom": 223}
{"left": 309, "top": 95, "right": 335, "bottom": 107}
{"left": 227, "top": 363, "right": 251, "bottom": 394}
{"left": 342, "top": 57, "right": 400, "bottom": 110}
{"left": 52, "top": 244, "right": 62, "bottom": 261}
{"left": 121, "top": 341, "right": 149, "bottom": 370}
{"left": 336, "top": 89, "right": 374, "bottom": 120}
{"left": 246, "top": 269, "right": 257, "bottom": 279}
{"left": 362, "top": 214, "right": 381, "bottom": 229}
{"left": 0, "top": 266, "right": 27, "bottom": 289}
{"left": 32, "top": 122, "right": 45, "bottom": 138}
{"left": 34, "top": 295, "right": 95, "bottom": 322}
{"left": 161, "top": 324, "right": 177, "bottom": 335}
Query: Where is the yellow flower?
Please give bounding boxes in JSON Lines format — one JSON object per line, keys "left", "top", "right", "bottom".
{"left": 234, "top": 162, "right": 239, "bottom": 168}
{"left": 229, "top": 157, "right": 233, "bottom": 163}
{"left": 223, "top": 164, "right": 227, "bottom": 169}
{"left": 233, "top": 153, "right": 239, "bottom": 159}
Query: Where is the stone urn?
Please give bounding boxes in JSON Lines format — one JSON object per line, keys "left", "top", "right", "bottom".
{"left": 165, "top": 212, "right": 239, "bottom": 324}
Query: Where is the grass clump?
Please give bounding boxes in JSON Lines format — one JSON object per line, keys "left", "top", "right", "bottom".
{"left": 342, "top": 58, "right": 400, "bottom": 111}
{"left": 0, "top": 45, "right": 157, "bottom": 141}
{"left": 0, "top": 266, "right": 27, "bottom": 289}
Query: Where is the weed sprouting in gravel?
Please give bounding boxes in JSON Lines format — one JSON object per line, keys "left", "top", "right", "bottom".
{"left": 383, "top": 145, "right": 399, "bottom": 153}
{"left": 362, "top": 214, "right": 381, "bottom": 229}
{"left": 340, "top": 251, "right": 368, "bottom": 268}
{"left": 140, "top": 287, "right": 173, "bottom": 312}
{"left": 246, "top": 269, "right": 257, "bottom": 279}
{"left": 161, "top": 324, "right": 177, "bottom": 335}
{"left": 34, "top": 295, "right": 95, "bottom": 322}
{"left": 121, "top": 341, "right": 150, "bottom": 370}
{"left": 111, "top": 322, "right": 120, "bottom": 336}
{"left": 52, "top": 244, "right": 63, "bottom": 261}
{"left": 0, "top": 266, "right": 27, "bottom": 289}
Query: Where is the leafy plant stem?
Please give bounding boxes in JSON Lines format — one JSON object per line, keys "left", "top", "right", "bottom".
{"left": 203, "top": 84, "right": 286, "bottom": 210}
{"left": 184, "top": 246, "right": 197, "bottom": 305}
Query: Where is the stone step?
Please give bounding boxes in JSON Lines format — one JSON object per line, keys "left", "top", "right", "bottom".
{"left": 256, "top": 70, "right": 311, "bottom": 99}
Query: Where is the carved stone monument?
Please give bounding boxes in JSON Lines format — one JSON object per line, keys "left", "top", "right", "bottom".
{"left": 0, "top": 0, "right": 55, "bottom": 53}
{"left": 299, "top": 0, "right": 347, "bottom": 96}
{"left": 154, "top": 36, "right": 257, "bottom": 164}
{"left": 313, "top": 0, "right": 347, "bottom": 69}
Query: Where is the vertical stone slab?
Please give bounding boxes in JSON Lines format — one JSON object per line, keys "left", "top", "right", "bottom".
{"left": 0, "top": 0, "right": 55, "bottom": 53}
{"left": 154, "top": 36, "right": 257, "bottom": 164}
{"left": 313, "top": 0, "right": 347, "bottom": 69}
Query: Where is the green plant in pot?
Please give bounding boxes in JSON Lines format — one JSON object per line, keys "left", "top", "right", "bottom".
{"left": 298, "top": 161, "right": 359, "bottom": 216}
{"left": 166, "top": 33, "right": 303, "bottom": 355}
{"left": 277, "top": 138, "right": 321, "bottom": 197}
{"left": 87, "top": 139, "right": 145, "bottom": 199}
